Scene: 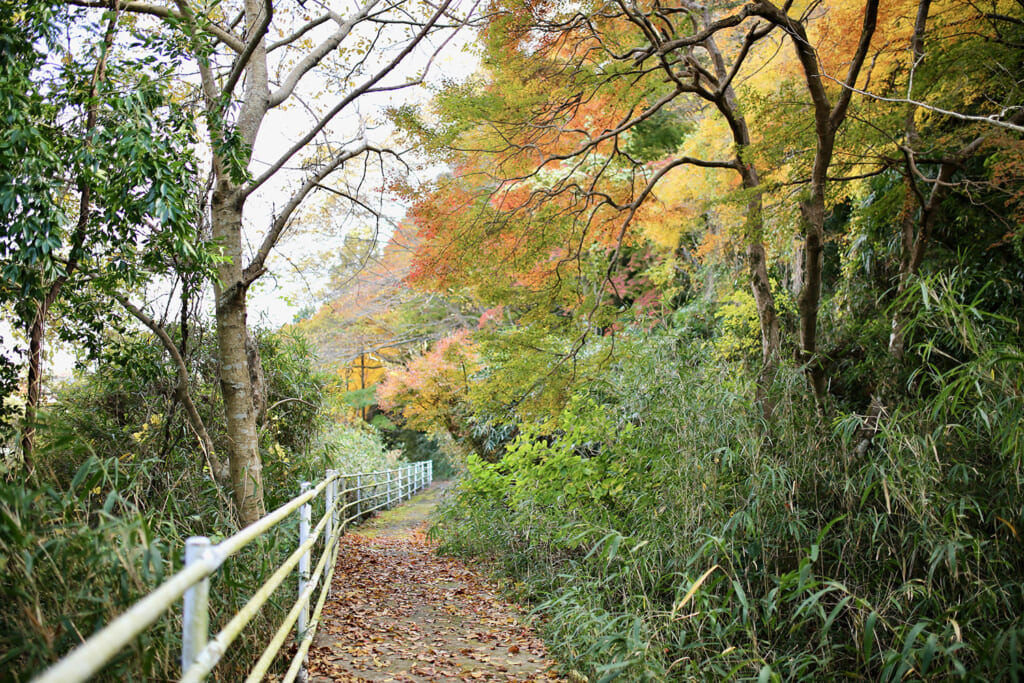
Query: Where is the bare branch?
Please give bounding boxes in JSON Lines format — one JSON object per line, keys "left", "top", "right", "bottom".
{"left": 244, "top": 143, "right": 383, "bottom": 283}
{"left": 247, "top": 0, "right": 457, "bottom": 194}
{"left": 220, "top": 0, "right": 274, "bottom": 102}
{"left": 65, "top": 0, "right": 245, "bottom": 51}
{"left": 268, "top": 0, "right": 382, "bottom": 108}
{"left": 268, "top": 13, "right": 334, "bottom": 52}
{"left": 822, "top": 73, "right": 1024, "bottom": 134}
{"left": 114, "top": 295, "right": 230, "bottom": 486}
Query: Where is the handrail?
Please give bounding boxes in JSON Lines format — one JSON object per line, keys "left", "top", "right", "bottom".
{"left": 30, "top": 459, "right": 434, "bottom": 683}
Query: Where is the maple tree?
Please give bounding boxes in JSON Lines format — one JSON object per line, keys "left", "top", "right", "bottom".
{"left": 394, "top": 0, "right": 881, "bottom": 409}
{"left": 376, "top": 329, "right": 485, "bottom": 452}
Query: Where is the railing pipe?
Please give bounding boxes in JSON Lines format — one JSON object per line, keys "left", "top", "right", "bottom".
{"left": 244, "top": 509, "right": 341, "bottom": 683}
{"left": 31, "top": 546, "right": 226, "bottom": 683}
{"left": 31, "top": 465, "right": 439, "bottom": 683}
{"left": 324, "top": 470, "right": 336, "bottom": 585}
{"left": 179, "top": 498, "right": 333, "bottom": 683}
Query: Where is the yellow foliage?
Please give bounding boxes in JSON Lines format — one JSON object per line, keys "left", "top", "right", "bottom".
{"left": 337, "top": 353, "right": 388, "bottom": 392}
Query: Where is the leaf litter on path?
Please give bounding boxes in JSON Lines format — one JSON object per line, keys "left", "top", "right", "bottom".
{"left": 308, "top": 482, "right": 565, "bottom": 683}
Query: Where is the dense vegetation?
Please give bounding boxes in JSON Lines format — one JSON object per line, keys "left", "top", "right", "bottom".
{"left": 2, "top": 0, "right": 1023, "bottom": 680}
{"left": 0, "top": 326, "right": 397, "bottom": 680}
{"left": 368, "top": 0, "right": 1024, "bottom": 680}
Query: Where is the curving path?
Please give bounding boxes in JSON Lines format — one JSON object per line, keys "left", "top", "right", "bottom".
{"left": 308, "top": 481, "right": 565, "bottom": 683}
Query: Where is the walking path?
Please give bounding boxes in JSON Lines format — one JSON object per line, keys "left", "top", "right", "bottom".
{"left": 308, "top": 481, "right": 565, "bottom": 682}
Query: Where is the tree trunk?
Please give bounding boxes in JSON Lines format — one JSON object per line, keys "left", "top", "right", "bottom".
{"left": 211, "top": 184, "right": 266, "bottom": 525}
{"left": 20, "top": 303, "right": 49, "bottom": 474}
{"left": 19, "top": 8, "right": 117, "bottom": 472}
{"left": 737, "top": 163, "right": 779, "bottom": 414}
{"left": 246, "top": 328, "right": 267, "bottom": 426}
{"left": 706, "top": 29, "right": 781, "bottom": 414}
{"left": 753, "top": 0, "right": 880, "bottom": 409}
{"left": 116, "top": 295, "right": 230, "bottom": 485}
{"left": 798, "top": 195, "right": 828, "bottom": 405}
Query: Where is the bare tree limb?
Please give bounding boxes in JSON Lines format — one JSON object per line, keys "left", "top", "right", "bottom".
{"left": 65, "top": 0, "right": 245, "bottom": 50}
{"left": 822, "top": 73, "right": 1024, "bottom": 133}
{"left": 267, "top": 0, "right": 382, "bottom": 108}
{"left": 115, "top": 295, "right": 231, "bottom": 487}
{"left": 246, "top": 0, "right": 457, "bottom": 195}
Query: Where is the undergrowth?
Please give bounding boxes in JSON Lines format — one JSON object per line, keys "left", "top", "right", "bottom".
{"left": 433, "top": 273, "right": 1024, "bottom": 681}
{"left": 0, "top": 327, "right": 395, "bottom": 681}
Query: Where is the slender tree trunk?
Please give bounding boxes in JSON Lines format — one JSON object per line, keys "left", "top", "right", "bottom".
{"left": 798, "top": 190, "right": 829, "bottom": 405}
{"left": 753, "top": 0, "right": 880, "bottom": 408}
{"left": 706, "top": 33, "right": 781, "bottom": 413}
{"left": 21, "top": 301, "right": 50, "bottom": 473}
{"left": 246, "top": 328, "right": 267, "bottom": 426}
{"left": 116, "top": 295, "right": 230, "bottom": 484}
{"left": 740, "top": 177, "right": 780, "bottom": 413}
{"left": 211, "top": 185, "right": 266, "bottom": 524}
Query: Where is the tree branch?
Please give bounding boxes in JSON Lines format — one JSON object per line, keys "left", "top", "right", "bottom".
{"left": 267, "top": 0, "right": 381, "bottom": 108}
{"left": 822, "top": 74, "right": 1024, "bottom": 134}
{"left": 115, "top": 295, "right": 231, "bottom": 486}
{"left": 65, "top": 0, "right": 245, "bottom": 51}
{"left": 246, "top": 0, "right": 456, "bottom": 194}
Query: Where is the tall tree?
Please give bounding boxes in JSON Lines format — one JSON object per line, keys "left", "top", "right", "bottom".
{"left": 750, "top": 0, "right": 880, "bottom": 406}
{"left": 1, "top": 1, "right": 203, "bottom": 470}
{"left": 65, "top": 0, "right": 468, "bottom": 522}
{"left": 400, "top": 0, "right": 792, "bottom": 406}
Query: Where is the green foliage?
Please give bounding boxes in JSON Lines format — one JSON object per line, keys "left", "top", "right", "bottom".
{"left": 436, "top": 315, "right": 1024, "bottom": 681}
{"left": 0, "top": 1, "right": 212, "bottom": 389}
{"left": 0, "top": 325, "right": 392, "bottom": 680}
{"left": 624, "top": 107, "right": 692, "bottom": 162}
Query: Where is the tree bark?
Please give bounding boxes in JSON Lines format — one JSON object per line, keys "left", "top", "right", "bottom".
{"left": 21, "top": 300, "right": 50, "bottom": 473}
{"left": 211, "top": 184, "right": 266, "bottom": 524}
{"left": 246, "top": 328, "right": 267, "bottom": 426}
{"left": 688, "top": 25, "right": 781, "bottom": 413}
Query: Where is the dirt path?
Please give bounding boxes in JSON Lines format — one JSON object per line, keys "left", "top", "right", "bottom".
{"left": 308, "top": 480, "right": 565, "bottom": 682}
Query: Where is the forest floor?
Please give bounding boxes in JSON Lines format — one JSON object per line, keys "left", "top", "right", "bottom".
{"left": 307, "top": 480, "right": 566, "bottom": 683}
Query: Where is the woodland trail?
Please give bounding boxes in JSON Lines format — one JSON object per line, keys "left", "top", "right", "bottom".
{"left": 308, "top": 480, "right": 566, "bottom": 683}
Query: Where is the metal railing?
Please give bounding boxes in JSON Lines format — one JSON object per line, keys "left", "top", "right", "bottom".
{"left": 31, "top": 460, "right": 434, "bottom": 683}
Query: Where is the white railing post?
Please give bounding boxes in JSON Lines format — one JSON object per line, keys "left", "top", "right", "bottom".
{"left": 387, "top": 469, "right": 393, "bottom": 508}
{"left": 297, "top": 482, "right": 312, "bottom": 640}
{"left": 325, "top": 470, "right": 337, "bottom": 585}
{"left": 356, "top": 473, "right": 362, "bottom": 519}
{"left": 181, "top": 537, "right": 210, "bottom": 675}
{"left": 428, "top": 460, "right": 433, "bottom": 484}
